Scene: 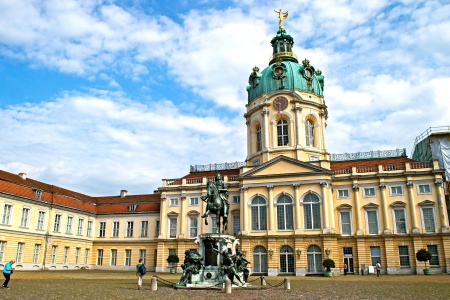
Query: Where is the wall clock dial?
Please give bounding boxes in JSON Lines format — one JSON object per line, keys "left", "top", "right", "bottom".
{"left": 273, "top": 96, "right": 288, "bottom": 111}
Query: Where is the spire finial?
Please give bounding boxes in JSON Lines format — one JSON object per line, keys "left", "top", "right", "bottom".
{"left": 274, "top": 9, "right": 288, "bottom": 30}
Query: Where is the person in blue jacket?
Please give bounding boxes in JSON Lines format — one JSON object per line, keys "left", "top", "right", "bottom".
{"left": 2, "top": 260, "right": 15, "bottom": 288}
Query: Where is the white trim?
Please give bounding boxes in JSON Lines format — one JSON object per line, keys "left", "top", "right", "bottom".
{"left": 420, "top": 206, "right": 436, "bottom": 233}
{"left": 389, "top": 186, "right": 404, "bottom": 196}
{"left": 168, "top": 217, "right": 178, "bottom": 239}
{"left": 363, "top": 187, "right": 377, "bottom": 198}
{"left": 125, "top": 220, "right": 134, "bottom": 237}
{"left": 392, "top": 208, "right": 407, "bottom": 234}
{"left": 365, "top": 209, "right": 379, "bottom": 235}
{"left": 188, "top": 215, "right": 198, "bottom": 238}
{"left": 337, "top": 189, "right": 350, "bottom": 199}
{"left": 188, "top": 197, "right": 199, "bottom": 206}
{"left": 339, "top": 210, "right": 352, "bottom": 236}
{"left": 111, "top": 220, "right": 120, "bottom": 237}
{"left": 417, "top": 184, "right": 432, "bottom": 195}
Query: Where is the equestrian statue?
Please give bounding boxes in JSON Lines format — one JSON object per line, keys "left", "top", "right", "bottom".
{"left": 201, "top": 173, "right": 230, "bottom": 234}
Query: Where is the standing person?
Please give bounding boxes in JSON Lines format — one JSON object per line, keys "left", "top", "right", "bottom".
{"left": 376, "top": 261, "right": 382, "bottom": 277}
{"left": 136, "top": 258, "right": 146, "bottom": 290}
{"left": 2, "top": 260, "right": 15, "bottom": 289}
{"left": 344, "top": 263, "right": 348, "bottom": 275}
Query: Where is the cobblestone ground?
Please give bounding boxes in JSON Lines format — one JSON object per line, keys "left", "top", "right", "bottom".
{"left": 1, "top": 270, "right": 450, "bottom": 300}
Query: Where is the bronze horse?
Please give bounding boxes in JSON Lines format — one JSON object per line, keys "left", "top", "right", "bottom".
{"left": 201, "top": 181, "right": 228, "bottom": 233}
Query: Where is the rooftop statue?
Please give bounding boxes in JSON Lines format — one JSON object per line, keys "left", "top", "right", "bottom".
{"left": 274, "top": 8, "right": 288, "bottom": 30}
{"left": 201, "top": 173, "right": 230, "bottom": 233}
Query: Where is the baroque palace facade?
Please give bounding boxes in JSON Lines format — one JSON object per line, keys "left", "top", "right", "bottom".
{"left": 1, "top": 22, "right": 450, "bottom": 276}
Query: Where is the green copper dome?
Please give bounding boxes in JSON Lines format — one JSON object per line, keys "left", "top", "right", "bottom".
{"left": 246, "top": 29, "right": 324, "bottom": 103}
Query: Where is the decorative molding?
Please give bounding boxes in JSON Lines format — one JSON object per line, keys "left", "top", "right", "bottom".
{"left": 352, "top": 184, "right": 360, "bottom": 191}
{"left": 435, "top": 179, "right": 443, "bottom": 186}
{"left": 418, "top": 200, "right": 435, "bottom": 206}
{"left": 267, "top": 185, "right": 274, "bottom": 191}
{"left": 379, "top": 183, "right": 386, "bottom": 190}
{"left": 406, "top": 181, "right": 414, "bottom": 187}
{"left": 330, "top": 148, "right": 407, "bottom": 162}
{"left": 390, "top": 201, "right": 406, "bottom": 207}
{"left": 337, "top": 204, "right": 352, "bottom": 210}
{"left": 261, "top": 108, "right": 270, "bottom": 116}
{"left": 363, "top": 202, "right": 379, "bottom": 209}
{"left": 293, "top": 183, "right": 300, "bottom": 190}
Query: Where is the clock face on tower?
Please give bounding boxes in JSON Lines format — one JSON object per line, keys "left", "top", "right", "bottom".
{"left": 273, "top": 96, "right": 288, "bottom": 111}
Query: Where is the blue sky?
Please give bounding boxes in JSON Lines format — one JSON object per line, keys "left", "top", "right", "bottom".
{"left": 1, "top": 0, "right": 450, "bottom": 195}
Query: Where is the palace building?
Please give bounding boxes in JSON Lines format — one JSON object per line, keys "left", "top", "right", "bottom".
{"left": 1, "top": 20, "right": 449, "bottom": 276}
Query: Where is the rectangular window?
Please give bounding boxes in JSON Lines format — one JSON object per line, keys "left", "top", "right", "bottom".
{"left": 168, "top": 248, "right": 176, "bottom": 256}
{"left": 233, "top": 214, "right": 240, "bottom": 236}
{"left": 84, "top": 249, "right": 89, "bottom": 265}
{"left": 97, "top": 249, "right": 103, "bottom": 265}
{"left": 338, "top": 189, "right": 349, "bottom": 198}
{"left": 51, "top": 246, "right": 57, "bottom": 264}
{"left": 422, "top": 207, "right": 436, "bottom": 233}
{"left": 125, "top": 249, "right": 131, "bottom": 266}
{"left": 66, "top": 216, "right": 73, "bottom": 234}
{"left": 189, "top": 198, "right": 199, "bottom": 206}
{"left": 211, "top": 216, "right": 218, "bottom": 233}
{"left": 170, "top": 198, "right": 179, "bottom": 206}
{"left": 189, "top": 216, "right": 198, "bottom": 238}
{"left": 111, "top": 249, "right": 117, "bottom": 266}
{"left": 363, "top": 188, "right": 376, "bottom": 197}
{"left": 140, "top": 221, "right": 148, "bottom": 237}
{"left": 398, "top": 246, "right": 410, "bottom": 267}
{"left": 87, "top": 221, "right": 93, "bottom": 237}
{"left": 75, "top": 248, "right": 80, "bottom": 265}
{"left": 366, "top": 210, "right": 379, "bottom": 234}
{"left": 53, "top": 214, "right": 62, "bottom": 232}
{"left": 16, "top": 242, "right": 24, "bottom": 263}
{"left": 370, "top": 246, "right": 381, "bottom": 266}
{"left": 394, "top": 209, "right": 407, "bottom": 234}
{"left": 98, "top": 221, "right": 106, "bottom": 237}
{"left": 126, "top": 221, "right": 134, "bottom": 237}
{"left": 427, "top": 245, "right": 439, "bottom": 266}
{"left": 155, "top": 220, "right": 160, "bottom": 237}
{"left": 37, "top": 211, "right": 46, "bottom": 230}
{"left": 63, "top": 247, "right": 69, "bottom": 264}
{"left": 140, "top": 249, "right": 146, "bottom": 264}
{"left": 33, "top": 244, "right": 41, "bottom": 264}
{"left": 340, "top": 211, "right": 352, "bottom": 235}
{"left": 112, "top": 221, "right": 120, "bottom": 237}
{"left": 77, "top": 219, "right": 84, "bottom": 235}
{"left": 390, "top": 186, "right": 403, "bottom": 196}
{"left": 169, "top": 218, "right": 177, "bottom": 238}
{"left": 2, "top": 204, "right": 13, "bottom": 225}
{"left": 20, "top": 207, "right": 30, "bottom": 227}
{"left": 418, "top": 184, "right": 431, "bottom": 194}
{"left": 232, "top": 196, "right": 240, "bottom": 204}
{"left": 0, "top": 241, "right": 5, "bottom": 262}
{"left": 309, "top": 155, "right": 320, "bottom": 161}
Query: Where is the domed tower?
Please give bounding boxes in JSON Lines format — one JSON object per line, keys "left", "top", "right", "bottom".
{"left": 244, "top": 14, "right": 328, "bottom": 166}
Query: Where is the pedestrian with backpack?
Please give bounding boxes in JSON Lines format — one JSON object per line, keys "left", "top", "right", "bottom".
{"left": 136, "top": 258, "right": 146, "bottom": 290}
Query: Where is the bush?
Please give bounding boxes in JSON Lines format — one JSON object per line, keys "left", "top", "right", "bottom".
{"left": 416, "top": 248, "right": 432, "bottom": 268}
{"left": 167, "top": 254, "right": 180, "bottom": 267}
{"left": 323, "top": 258, "right": 335, "bottom": 271}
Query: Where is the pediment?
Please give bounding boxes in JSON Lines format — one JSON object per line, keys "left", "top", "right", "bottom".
{"left": 390, "top": 201, "right": 406, "bottom": 208}
{"left": 418, "top": 200, "right": 435, "bottom": 206}
{"left": 337, "top": 204, "right": 352, "bottom": 210}
{"left": 363, "top": 203, "right": 379, "bottom": 209}
{"left": 241, "top": 155, "right": 331, "bottom": 178}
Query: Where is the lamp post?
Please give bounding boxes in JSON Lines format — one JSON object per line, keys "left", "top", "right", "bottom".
{"left": 325, "top": 248, "right": 331, "bottom": 257}
{"left": 296, "top": 249, "right": 302, "bottom": 257}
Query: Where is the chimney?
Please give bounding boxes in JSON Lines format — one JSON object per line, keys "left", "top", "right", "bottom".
{"left": 18, "top": 173, "right": 27, "bottom": 180}
{"left": 120, "top": 190, "right": 128, "bottom": 198}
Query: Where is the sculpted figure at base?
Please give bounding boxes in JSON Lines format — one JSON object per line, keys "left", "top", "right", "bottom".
{"left": 235, "top": 250, "right": 250, "bottom": 282}
{"left": 175, "top": 250, "right": 203, "bottom": 286}
{"left": 201, "top": 173, "right": 230, "bottom": 233}
{"left": 212, "top": 247, "right": 244, "bottom": 285}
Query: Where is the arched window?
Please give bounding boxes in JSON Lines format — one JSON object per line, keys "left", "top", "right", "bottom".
{"left": 251, "top": 196, "right": 267, "bottom": 231}
{"left": 305, "top": 120, "right": 314, "bottom": 146}
{"left": 277, "top": 119, "right": 289, "bottom": 146}
{"left": 256, "top": 125, "right": 262, "bottom": 152}
{"left": 279, "top": 246, "right": 294, "bottom": 274}
{"left": 277, "top": 195, "right": 293, "bottom": 230}
{"left": 303, "top": 193, "right": 321, "bottom": 229}
{"left": 253, "top": 246, "right": 268, "bottom": 274}
{"left": 306, "top": 245, "right": 322, "bottom": 273}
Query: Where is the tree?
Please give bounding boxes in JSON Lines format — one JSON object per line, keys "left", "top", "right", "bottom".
{"left": 167, "top": 254, "right": 180, "bottom": 267}
{"left": 416, "top": 248, "right": 432, "bottom": 268}
{"left": 322, "top": 258, "right": 335, "bottom": 272}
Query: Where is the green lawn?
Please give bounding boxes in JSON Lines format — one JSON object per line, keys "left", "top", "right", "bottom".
{"left": 2, "top": 270, "right": 450, "bottom": 299}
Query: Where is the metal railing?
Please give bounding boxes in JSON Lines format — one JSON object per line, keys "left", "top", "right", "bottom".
{"left": 190, "top": 161, "right": 246, "bottom": 173}
{"left": 331, "top": 148, "right": 406, "bottom": 162}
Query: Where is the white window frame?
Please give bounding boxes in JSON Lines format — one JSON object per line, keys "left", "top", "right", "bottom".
{"left": 20, "top": 207, "right": 30, "bottom": 227}
{"left": 84, "top": 249, "right": 89, "bottom": 265}
{"left": 63, "top": 246, "right": 69, "bottom": 264}
{"left": 75, "top": 248, "right": 80, "bottom": 265}
{"left": 232, "top": 213, "right": 240, "bottom": 236}
{"left": 66, "top": 216, "right": 73, "bottom": 234}
{"left": 0, "top": 241, "right": 5, "bottom": 262}
{"left": 97, "top": 249, "right": 103, "bottom": 265}
{"left": 277, "top": 119, "right": 289, "bottom": 146}
{"left": 232, "top": 195, "right": 240, "bottom": 204}
{"left": 420, "top": 207, "right": 436, "bottom": 233}
{"left": 98, "top": 221, "right": 106, "bottom": 237}
{"left": 169, "top": 198, "right": 179, "bottom": 206}
{"left": 53, "top": 214, "right": 62, "bottom": 232}
{"left": 51, "top": 245, "right": 57, "bottom": 264}
{"left": 398, "top": 246, "right": 410, "bottom": 267}
{"left": 337, "top": 189, "right": 350, "bottom": 199}
{"left": 125, "top": 249, "right": 132, "bottom": 266}
{"left": 140, "top": 220, "right": 148, "bottom": 237}
{"left": 16, "top": 242, "right": 24, "bottom": 263}
{"left": 189, "top": 216, "right": 198, "bottom": 238}
{"left": 365, "top": 210, "right": 379, "bottom": 235}
{"left": 2, "top": 203, "right": 13, "bottom": 225}
{"left": 370, "top": 246, "right": 381, "bottom": 266}
{"left": 112, "top": 221, "right": 120, "bottom": 237}
{"left": 125, "top": 221, "right": 134, "bottom": 237}
{"left": 309, "top": 155, "right": 320, "bottom": 161}
{"left": 37, "top": 211, "right": 46, "bottom": 230}
{"left": 140, "top": 249, "right": 146, "bottom": 264}
{"left": 77, "top": 218, "right": 84, "bottom": 236}
{"left": 110, "top": 249, "right": 117, "bottom": 266}
{"left": 154, "top": 219, "right": 160, "bottom": 238}
{"left": 33, "top": 244, "right": 41, "bottom": 264}
{"left": 417, "top": 184, "right": 431, "bottom": 194}
{"left": 169, "top": 218, "right": 178, "bottom": 238}
{"left": 390, "top": 186, "right": 403, "bottom": 196}
{"left": 363, "top": 187, "right": 376, "bottom": 198}
{"left": 427, "top": 245, "right": 439, "bottom": 266}
{"left": 189, "top": 197, "right": 199, "bottom": 206}
{"left": 339, "top": 210, "right": 352, "bottom": 236}
{"left": 87, "top": 221, "right": 93, "bottom": 237}
{"left": 392, "top": 208, "right": 407, "bottom": 234}
{"left": 210, "top": 215, "right": 218, "bottom": 233}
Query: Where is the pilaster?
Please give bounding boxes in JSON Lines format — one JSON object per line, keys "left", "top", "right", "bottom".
{"left": 407, "top": 181, "right": 420, "bottom": 233}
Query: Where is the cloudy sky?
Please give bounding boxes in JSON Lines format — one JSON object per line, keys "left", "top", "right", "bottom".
{"left": 1, "top": 0, "right": 449, "bottom": 196}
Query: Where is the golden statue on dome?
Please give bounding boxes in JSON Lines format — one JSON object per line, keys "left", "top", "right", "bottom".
{"left": 274, "top": 8, "right": 288, "bottom": 30}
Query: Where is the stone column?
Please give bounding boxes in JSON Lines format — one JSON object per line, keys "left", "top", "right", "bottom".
{"left": 353, "top": 185, "right": 363, "bottom": 235}
{"left": 327, "top": 183, "right": 335, "bottom": 232}
{"left": 159, "top": 196, "right": 167, "bottom": 238}
{"left": 246, "top": 120, "right": 251, "bottom": 156}
{"left": 179, "top": 195, "right": 186, "bottom": 238}
{"left": 293, "top": 105, "right": 302, "bottom": 146}
{"left": 262, "top": 108, "right": 270, "bottom": 150}
{"left": 379, "top": 184, "right": 391, "bottom": 234}
{"left": 435, "top": 179, "right": 449, "bottom": 232}
{"left": 321, "top": 182, "right": 329, "bottom": 232}
{"left": 267, "top": 185, "right": 275, "bottom": 232}
{"left": 407, "top": 181, "right": 420, "bottom": 233}
{"left": 241, "top": 186, "right": 249, "bottom": 235}
{"left": 293, "top": 184, "right": 302, "bottom": 233}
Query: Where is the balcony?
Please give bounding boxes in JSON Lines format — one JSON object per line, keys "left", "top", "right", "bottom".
{"left": 332, "top": 161, "right": 436, "bottom": 176}
{"left": 162, "top": 174, "right": 239, "bottom": 187}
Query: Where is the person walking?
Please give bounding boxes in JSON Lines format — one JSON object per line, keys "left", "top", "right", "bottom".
{"left": 136, "top": 258, "right": 145, "bottom": 290}
{"left": 2, "top": 260, "right": 15, "bottom": 289}
{"left": 344, "top": 263, "right": 348, "bottom": 275}
{"left": 376, "top": 261, "right": 382, "bottom": 277}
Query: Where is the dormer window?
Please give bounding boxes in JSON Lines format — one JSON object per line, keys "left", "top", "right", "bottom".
{"left": 33, "top": 188, "right": 43, "bottom": 200}
{"left": 129, "top": 204, "right": 137, "bottom": 211}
